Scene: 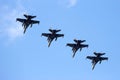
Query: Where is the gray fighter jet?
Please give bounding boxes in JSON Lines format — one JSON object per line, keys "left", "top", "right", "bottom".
{"left": 86, "top": 52, "right": 108, "bottom": 70}
{"left": 16, "top": 14, "right": 40, "bottom": 34}
{"left": 41, "top": 29, "right": 64, "bottom": 47}
{"left": 66, "top": 39, "right": 88, "bottom": 58}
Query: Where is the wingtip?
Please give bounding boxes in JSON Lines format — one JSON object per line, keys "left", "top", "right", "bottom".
{"left": 48, "top": 45, "right": 50, "bottom": 47}
{"left": 66, "top": 44, "right": 68, "bottom": 46}
{"left": 16, "top": 18, "right": 18, "bottom": 22}
{"left": 48, "top": 43, "right": 51, "bottom": 47}
{"left": 107, "top": 58, "right": 109, "bottom": 60}
{"left": 72, "top": 55, "right": 75, "bottom": 58}
{"left": 86, "top": 56, "right": 88, "bottom": 59}
{"left": 92, "top": 67, "right": 94, "bottom": 70}
{"left": 41, "top": 34, "right": 43, "bottom": 37}
{"left": 38, "top": 21, "right": 40, "bottom": 24}
{"left": 87, "top": 45, "right": 89, "bottom": 48}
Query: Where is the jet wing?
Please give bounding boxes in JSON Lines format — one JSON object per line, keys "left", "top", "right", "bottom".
{"left": 100, "top": 57, "right": 108, "bottom": 61}
{"left": 30, "top": 20, "right": 40, "bottom": 24}
{"left": 55, "top": 34, "right": 64, "bottom": 37}
{"left": 66, "top": 43, "right": 76, "bottom": 48}
{"left": 41, "top": 33, "right": 51, "bottom": 37}
{"left": 86, "top": 56, "right": 96, "bottom": 60}
{"left": 94, "top": 52, "right": 105, "bottom": 56}
{"left": 80, "top": 44, "right": 88, "bottom": 48}
{"left": 16, "top": 18, "right": 26, "bottom": 23}
{"left": 56, "top": 29, "right": 61, "bottom": 32}
{"left": 24, "top": 14, "right": 36, "bottom": 19}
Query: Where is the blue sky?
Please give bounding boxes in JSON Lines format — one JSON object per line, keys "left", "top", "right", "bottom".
{"left": 0, "top": 0, "right": 120, "bottom": 80}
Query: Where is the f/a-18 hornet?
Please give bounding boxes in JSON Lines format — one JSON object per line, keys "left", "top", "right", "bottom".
{"left": 86, "top": 52, "right": 108, "bottom": 70}
{"left": 66, "top": 39, "right": 88, "bottom": 58}
{"left": 41, "top": 29, "right": 64, "bottom": 47}
{"left": 16, "top": 14, "right": 40, "bottom": 33}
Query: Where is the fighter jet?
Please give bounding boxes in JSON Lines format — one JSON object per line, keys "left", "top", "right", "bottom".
{"left": 86, "top": 52, "right": 108, "bottom": 70}
{"left": 41, "top": 29, "right": 64, "bottom": 47}
{"left": 66, "top": 39, "right": 88, "bottom": 58}
{"left": 16, "top": 14, "right": 40, "bottom": 34}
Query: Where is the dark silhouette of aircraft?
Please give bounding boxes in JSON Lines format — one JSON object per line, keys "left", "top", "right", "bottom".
{"left": 86, "top": 52, "right": 108, "bottom": 70}
{"left": 16, "top": 14, "right": 40, "bottom": 34}
{"left": 41, "top": 29, "right": 64, "bottom": 47}
{"left": 66, "top": 39, "right": 88, "bottom": 58}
